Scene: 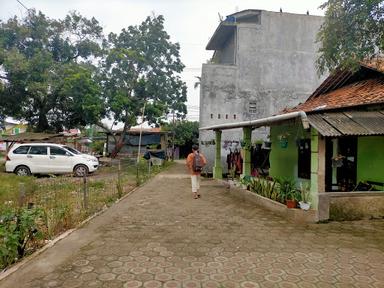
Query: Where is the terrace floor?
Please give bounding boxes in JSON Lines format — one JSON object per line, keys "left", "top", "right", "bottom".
{"left": 1, "top": 161, "right": 384, "bottom": 288}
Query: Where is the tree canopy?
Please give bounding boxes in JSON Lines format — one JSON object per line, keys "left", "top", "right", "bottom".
{"left": 162, "top": 120, "right": 199, "bottom": 146}
{"left": 102, "top": 15, "right": 187, "bottom": 155}
{"left": 0, "top": 11, "right": 187, "bottom": 141}
{"left": 317, "top": 0, "right": 384, "bottom": 74}
{"left": 0, "top": 10, "right": 104, "bottom": 132}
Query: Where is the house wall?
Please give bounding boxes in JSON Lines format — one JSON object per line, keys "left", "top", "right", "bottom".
{"left": 4, "top": 124, "right": 27, "bottom": 135}
{"left": 269, "top": 124, "right": 321, "bottom": 209}
{"left": 270, "top": 124, "right": 298, "bottom": 180}
{"left": 357, "top": 136, "right": 384, "bottom": 186}
{"left": 200, "top": 11, "right": 325, "bottom": 173}
{"left": 269, "top": 124, "right": 311, "bottom": 184}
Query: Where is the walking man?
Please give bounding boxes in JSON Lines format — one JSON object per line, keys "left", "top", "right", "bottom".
{"left": 186, "top": 144, "right": 207, "bottom": 199}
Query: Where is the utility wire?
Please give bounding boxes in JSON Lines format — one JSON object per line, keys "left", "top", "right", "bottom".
{"left": 16, "top": 0, "right": 29, "bottom": 10}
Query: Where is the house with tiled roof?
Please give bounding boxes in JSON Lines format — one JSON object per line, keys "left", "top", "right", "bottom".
{"left": 200, "top": 60, "right": 384, "bottom": 221}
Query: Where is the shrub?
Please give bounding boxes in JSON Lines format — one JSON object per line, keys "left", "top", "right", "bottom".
{"left": 250, "top": 177, "right": 278, "bottom": 201}
{"left": 275, "top": 177, "right": 297, "bottom": 203}
{"left": 0, "top": 205, "right": 44, "bottom": 269}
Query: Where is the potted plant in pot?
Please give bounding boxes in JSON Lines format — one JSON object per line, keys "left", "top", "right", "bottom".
{"left": 298, "top": 183, "right": 311, "bottom": 210}
{"left": 240, "top": 175, "right": 253, "bottom": 190}
{"left": 286, "top": 189, "right": 299, "bottom": 208}
{"left": 276, "top": 177, "right": 297, "bottom": 208}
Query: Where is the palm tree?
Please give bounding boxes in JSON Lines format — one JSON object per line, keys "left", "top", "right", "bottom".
{"left": 193, "top": 76, "right": 201, "bottom": 89}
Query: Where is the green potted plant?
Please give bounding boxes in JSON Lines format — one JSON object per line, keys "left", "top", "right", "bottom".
{"left": 240, "top": 175, "right": 253, "bottom": 190}
{"left": 298, "top": 183, "right": 311, "bottom": 210}
{"left": 286, "top": 189, "right": 299, "bottom": 208}
{"left": 276, "top": 177, "right": 297, "bottom": 208}
{"left": 277, "top": 132, "right": 290, "bottom": 149}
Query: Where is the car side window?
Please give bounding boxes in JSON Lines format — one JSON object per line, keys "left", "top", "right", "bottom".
{"left": 50, "top": 147, "right": 68, "bottom": 156}
{"left": 13, "top": 146, "right": 31, "bottom": 154}
{"left": 29, "top": 146, "right": 48, "bottom": 155}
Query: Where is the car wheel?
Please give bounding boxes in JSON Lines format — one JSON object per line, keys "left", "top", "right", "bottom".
{"left": 74, "top": 164, "right": 88, "bottom": 177}
{"left": 15, "top": 165, "right": 31, "bottom": 176}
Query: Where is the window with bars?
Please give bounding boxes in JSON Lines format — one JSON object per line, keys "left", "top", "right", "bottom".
{"left": 249, "top": 101, "right": 257, "bottom": 114}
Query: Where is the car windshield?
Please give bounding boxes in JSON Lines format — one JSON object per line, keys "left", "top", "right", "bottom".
{"left": 63, "top": 146, "right": 81, "bottom": 155}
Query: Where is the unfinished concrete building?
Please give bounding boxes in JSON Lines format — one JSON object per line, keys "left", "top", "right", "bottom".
{"left": 199, "top": 9, "right": 325, "bottom": 173}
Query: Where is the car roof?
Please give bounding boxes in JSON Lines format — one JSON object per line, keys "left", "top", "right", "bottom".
{"left": 13, "top": 143, "right": 65, "bottom": 147}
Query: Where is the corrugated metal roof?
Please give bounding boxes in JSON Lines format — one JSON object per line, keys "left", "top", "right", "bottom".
{"left": 345, "top": 111, "right": 384, "bottom": 134}
{"left": 306, "top": 114, "right": 342, "bottom": 137}
{"left": 307, "top": 110, "right": 384, "bottom": 136}
{"left": 2, "top": 132, "right": 62, "bottom": 142}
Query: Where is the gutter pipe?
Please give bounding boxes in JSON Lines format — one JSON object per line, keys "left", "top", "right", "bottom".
{"left": 199, "top": 111, "right": 309, "bottom": 131}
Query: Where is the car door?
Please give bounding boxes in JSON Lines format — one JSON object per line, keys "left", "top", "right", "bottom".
{"left": 9, "top": 145, "right": 31, "bottom": 170}
{"left": 27, "top": 145, "right": 49, "bottom": 173}
{"left": 49, "top": 146, "right": 74, "bottom": 173}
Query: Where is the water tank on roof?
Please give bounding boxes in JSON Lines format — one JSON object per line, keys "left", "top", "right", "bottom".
{"left": 225, "top": 16, "right": 236, "bottom": 23}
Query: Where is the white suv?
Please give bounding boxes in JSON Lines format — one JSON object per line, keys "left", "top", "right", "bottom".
{"left": 5, "top": 143, "right": 99, "bottom": 176}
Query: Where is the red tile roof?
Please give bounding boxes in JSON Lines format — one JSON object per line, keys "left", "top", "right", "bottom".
{"left": 361, "top": 58, "right": 384, "bottom": 73}
{"left": 283, "top": 58, "right": 384, "bottom": 113}
{"left": 285, "top": 77, "right": 384, "bottom": 113}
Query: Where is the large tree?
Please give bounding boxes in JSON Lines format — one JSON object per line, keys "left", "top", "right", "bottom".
{"left": 317, "top": 0, "right": 384, "bottom": 74}
{"left": 162, "top": 120, "right": 199, "bottom": 159}
{"left": 102, "top": 15, "right": 187, "bottom": 156}
{"left": 0, "top": 10, "right": 104, "bottom": 132}
{"left": 0, "top": 81, "right": 5, "bottom": 128}
{"left": 163, "top": 120, "right": 199, "bottom": 146}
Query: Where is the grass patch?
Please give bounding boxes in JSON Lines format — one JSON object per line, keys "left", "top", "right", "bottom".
{"left": 0, "top": 174, "right": 37, "bottom": 206}
{"left": 0, "top": 159, "right": 173, "bottom": 270}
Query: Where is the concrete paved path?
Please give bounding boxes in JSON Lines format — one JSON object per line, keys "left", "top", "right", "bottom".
{"left": 1, "top": 162, "right": 384, "bottom": 288}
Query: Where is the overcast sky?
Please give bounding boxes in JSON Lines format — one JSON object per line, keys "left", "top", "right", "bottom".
{"left": 0, "top": 0, "right": 326, "bottom": 122}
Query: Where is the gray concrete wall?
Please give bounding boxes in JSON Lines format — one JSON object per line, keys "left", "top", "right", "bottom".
{"left": 200, "top": 10, "right": 326, "bottom": 174}
{"left": 237, "top": 12, "right": 324, "bottom": 117}
{"left": 214, "top": 31, "right": 236, "bottom": 64}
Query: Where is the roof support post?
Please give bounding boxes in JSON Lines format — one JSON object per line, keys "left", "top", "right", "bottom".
{"left": 242, "top": 127, "right": 252, "bottom": 177}
{"left": 310, "top": 128, "right": 321, "bottom": 211}
{"left": 316, "top": 135, "right": 328, "bottom": 221}
{"left": 213, "top": 130, "right": 223, "bottom": 179}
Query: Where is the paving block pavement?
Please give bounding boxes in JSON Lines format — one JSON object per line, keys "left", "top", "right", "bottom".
{"left": 1, "top": 162, "right": 384, "bottom": 288}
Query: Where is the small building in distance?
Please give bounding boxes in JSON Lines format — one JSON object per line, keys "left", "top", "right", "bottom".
{"left": 105, "top": 128, "right": 170, "bottom": 157}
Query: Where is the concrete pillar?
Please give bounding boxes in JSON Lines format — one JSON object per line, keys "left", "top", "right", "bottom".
{"left": 310, "top": 128, "right": 326, "bottom": 212}
{"left": 317, "top": 193, "right": 330, "bottom": 221}
{"left": 331, "top": 139, "right": 338, "bottom": 191}
{"left": 318, "top": 135, "right": 326, "bottom": 193}
{"left": 316, "top": 135, "right": 327, "bottom": 221}
{"left": 242, "top": 127, "right": 252, "bottom": 177}
{"left": 213, "top": 130, "right": 222, "bottom": 179}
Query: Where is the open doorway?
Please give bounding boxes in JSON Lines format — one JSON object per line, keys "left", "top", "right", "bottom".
{"left": 325, "top": 137, "right": 357, "bottom": 191}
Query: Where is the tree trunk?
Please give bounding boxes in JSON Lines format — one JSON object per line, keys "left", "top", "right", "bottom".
{"left": 95, "top": 122, "right": 119, "bottom": 157}
{"left": 35, "top": 111, "right": 50, "bottom": 132}
{"left": 111, "top": 118, "right": 129, "bottom": 158}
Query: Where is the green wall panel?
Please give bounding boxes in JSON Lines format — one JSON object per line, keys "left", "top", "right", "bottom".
{"left": 269, "top": 124, "right": 310, "bottom": 184}
{"left": 357, "top": 136, "right": 384, "bottom": 185}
